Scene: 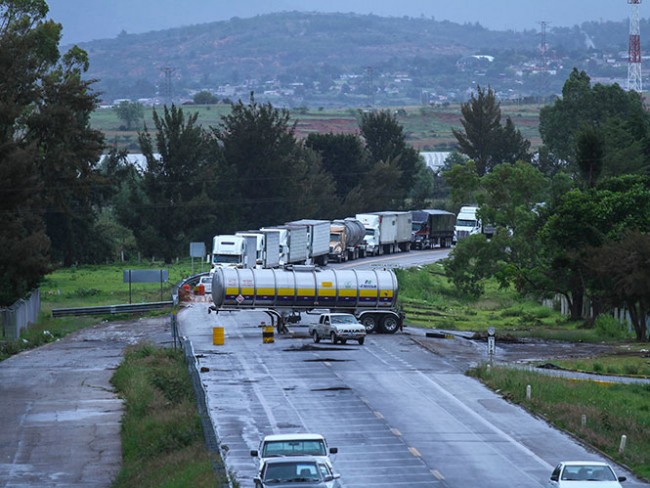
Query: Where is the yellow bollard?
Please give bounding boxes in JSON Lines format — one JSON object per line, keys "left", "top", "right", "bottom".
{"left": 213, "top": 326, "right": 224, "bottom": 345}
{"left": 262, "top": 325, "right": 274, "bottom": 344}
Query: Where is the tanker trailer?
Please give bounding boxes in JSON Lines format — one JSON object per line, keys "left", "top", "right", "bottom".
{"left": 329, "top": 218, "right": 366, "bottom": 262}
{"left": 210, "top": 266, "right": 403, "bottom": 334}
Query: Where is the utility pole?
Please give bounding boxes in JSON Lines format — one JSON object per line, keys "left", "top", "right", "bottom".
{"left": 627, "top": 0, "right": 642, "bottom": 93}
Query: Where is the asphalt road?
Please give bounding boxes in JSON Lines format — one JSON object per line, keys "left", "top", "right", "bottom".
{"left": 0, "top": 318, "right": 172, "bottom": 488}
{"left": 178, "top": 303, "right": 650, "bottom": 488}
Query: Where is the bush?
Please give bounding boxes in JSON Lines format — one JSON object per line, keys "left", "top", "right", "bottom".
{"left": 594, "top": 315, "right": 631, "bottom": 340}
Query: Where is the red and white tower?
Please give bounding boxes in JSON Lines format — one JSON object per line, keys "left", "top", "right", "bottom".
{"left": 628, "top": 0, "right": 642, "bottom": 92}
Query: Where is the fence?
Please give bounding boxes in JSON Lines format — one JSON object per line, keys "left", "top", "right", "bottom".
{"left": 1, "top": 289, "right": 41, "bottom": 340}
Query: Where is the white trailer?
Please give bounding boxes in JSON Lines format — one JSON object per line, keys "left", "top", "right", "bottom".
{"left": 286, "top": 219, "right": 330, "bottom": 266}
{"left": 356, "top": 211, "right": 411, "bottom": 255}
{"left": 260, "top": 225, "right": 308, "bottom": 265}
{"left": 236, "top": 230, "right": 281, "bottom": 268}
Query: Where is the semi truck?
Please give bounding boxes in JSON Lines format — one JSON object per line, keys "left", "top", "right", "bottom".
{"left": 356, "top": 211, "right": 412, "bottom": 256}
{"left": 453, "top": 205, "right": 495, "bottom": 243}
{"left": 211, "top": 235, "right": 256, "bottom": 268}
{"left": 411, "top": 209, "right": 456, "bottom": 249}
{"left": 328, "top": 218, "right": 366, "bottom": 262}
{"left": 209, "top": 266, "right": 403, "bottom": 334}
{"left": 286, "top": 219, "right": 330, "bottom": 266}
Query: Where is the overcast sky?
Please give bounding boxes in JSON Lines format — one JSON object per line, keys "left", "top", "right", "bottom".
{"left": 47, "top": 0, "right": 639, "bottom": 45}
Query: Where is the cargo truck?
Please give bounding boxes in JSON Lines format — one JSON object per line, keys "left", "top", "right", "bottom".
{"left": 286, "top": 219, "right": 330, "bottom": 266}
{"left": 209, "top": 267, "right": 403, "bottom": 334}
{"left": 329, "top": 218, "right": 366, "bottom": 262}
{"left": 411, "top": 209, "right": 456, "bottom": 249}
{"left": 235, "top": 230, "right": 281, "bottom": 268}
{"left": 356, "top": 211, "right": 412, "bottom": 256}
{"left": 260, "top": 225, "right": 308, "bottom": 265}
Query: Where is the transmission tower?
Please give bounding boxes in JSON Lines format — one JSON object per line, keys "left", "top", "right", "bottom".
{"left": 160, "top": 67, "right": 176, "bottom": 105}
{"left": 627, "top": 0, "right": 642, "bottom": 93}
{"left": 538, "top": 20, "right": 550, "bottom": 68}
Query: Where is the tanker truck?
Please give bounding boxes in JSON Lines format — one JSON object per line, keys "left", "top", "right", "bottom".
{"left": 329, "top": 218, "right": 366, "bottom": 262}
{"left": 209, "top": 266, "right": 403, "bottom": 334}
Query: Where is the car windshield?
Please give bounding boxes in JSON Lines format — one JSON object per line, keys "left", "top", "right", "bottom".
{"left": 264, "top": 461, "right": 321, "bottom": 482}
{"left": 562, "top": 465, "right": 616, "bottom": 481}
{"left": 262, "top": 440, "right": 327, "bottom": 457}
{"left": 331, "top": 315, "right": 358, "bottom": 324}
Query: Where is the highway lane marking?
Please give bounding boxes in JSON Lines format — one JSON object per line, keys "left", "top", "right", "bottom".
{"left": 363, "top": 341, "right": 556, "bottom": 481}
{"left": 432, "top": 469, "right": 445, "bottom": 480}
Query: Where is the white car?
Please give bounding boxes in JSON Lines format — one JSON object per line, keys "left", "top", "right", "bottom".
{"left": 548, "top": 461, "right": 627, "bottom": 487}
{"left": 198, "top": 275, "right": 212, "bottom": 294}
{"left": 309, "top": 313, "right": 366, "bottom": 345}
{"left": 250, "top": 433, "right": 338, "bottom": 473}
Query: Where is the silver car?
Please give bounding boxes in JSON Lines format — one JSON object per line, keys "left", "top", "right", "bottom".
{"left": 254, "top": 456, "right": 341, "bottom": 488}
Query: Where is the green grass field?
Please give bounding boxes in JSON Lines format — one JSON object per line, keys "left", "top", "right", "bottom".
{"left": 94, "top": 101, "right": 542, "bottom": 152}
{"left": 469, "top": 365, "right": 650, "bottom": 480}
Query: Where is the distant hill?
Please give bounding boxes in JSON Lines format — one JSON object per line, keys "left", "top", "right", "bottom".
{"left": 73, "top": 11, "right": 635, "bottom": 107}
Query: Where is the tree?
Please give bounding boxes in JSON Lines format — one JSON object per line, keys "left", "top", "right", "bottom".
{"left": 305, "top": 132, "right": 369, "bottom": 202}
{"left": 132, "top": 105, "right": 215, "bottom": 262}
{"left": 1, "top": 1, "right": 105, "bottom": 299}
{"left": 589, "top": 231, "right": 650, "bottom": 342}
{"left": 452, "top": 85, "right": 502, "bottom": 176}
{"left": 491, "top": 117, "right": 531, "bottom": 165}
{"left": 31, "top": 47, "right": 106, "bottom": 266}
{"left": 359, "top": 110, "right": 422, "bottom": 204}
{"left": 539, "top": 68, "right": 650, "bottom": 176}
{"left": 192, "top": 90, "right": 219, "bottom": 105}
{"left": 0, "top": 1, "right": 54, "bottom": 304}
{"left": 114, "top": 100, "right": 144, "bottom": 130}
{"left": 213, "top": 95, "right": 335, "bottom": 230}
{"left": 575, "top": 125, "right": 604, "bottom": 188}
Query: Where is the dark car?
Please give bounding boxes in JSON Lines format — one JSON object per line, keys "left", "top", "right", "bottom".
{"left": 254, "top": 456, "right": 341, "bottom": 488}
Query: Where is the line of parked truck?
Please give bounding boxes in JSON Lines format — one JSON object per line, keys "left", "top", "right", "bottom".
{"left": 210, "top": 209, "right": 467, "bottom": 269}
{"left": 207, "top": 207, "right": 492, "bottom": 334}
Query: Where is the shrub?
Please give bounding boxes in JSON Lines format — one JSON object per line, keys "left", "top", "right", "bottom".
{"left": 594, "top": 315, "right": 631, "bottom": 340}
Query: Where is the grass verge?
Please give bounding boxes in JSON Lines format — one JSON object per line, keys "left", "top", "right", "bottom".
{"left": 396, "top": 263, "right": 635, "bottom": 344}
{"left": 468, "top": 364, "right": 650, "bottom": 480}
{"left": 110, "top": 343, "right": 228, "bottom": 488}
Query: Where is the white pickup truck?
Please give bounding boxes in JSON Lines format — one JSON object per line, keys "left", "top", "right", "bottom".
{"left": 308, "top": 313, "right": 367, "bottom": 345}
{"left": 250, "top": 433, "right": 338, "bottom": 472}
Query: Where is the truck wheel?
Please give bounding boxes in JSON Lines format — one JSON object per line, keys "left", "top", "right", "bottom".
{"left": 358, "top": 337, "right": 365, "bottom": 345}
{"left": 312, "top": 330, "right": 320, "bottom": 343}
{"left": 380, "top": 315, "right": 399, "bottom": 334}
{"left": 330, "top": 332, "right": 338, "bottom": 344}
{"left": 361, "top": 315, "right": 377, "bottom": 334}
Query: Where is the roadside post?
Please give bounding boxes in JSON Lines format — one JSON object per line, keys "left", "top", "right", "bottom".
{"left": 262, "top": 321, "right": 275, "bottom": 344}
{"left": 487, "top": 326, "right": 496, "bottom": 362}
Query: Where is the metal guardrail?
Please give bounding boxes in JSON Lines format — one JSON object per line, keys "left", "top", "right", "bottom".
{"left": 51, "top": 301, "right": 174, "bottom": 317}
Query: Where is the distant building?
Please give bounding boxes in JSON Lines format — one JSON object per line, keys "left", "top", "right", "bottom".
{"left": 420, "top": 151, "right": 451, "bottom": 172}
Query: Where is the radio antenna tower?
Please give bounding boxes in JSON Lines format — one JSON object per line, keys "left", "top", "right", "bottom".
{"left": 160, "top": 67, "right": 176, "bottom": 105}
{"left": 627, "top": 0, "right": 642, "bottom": 92}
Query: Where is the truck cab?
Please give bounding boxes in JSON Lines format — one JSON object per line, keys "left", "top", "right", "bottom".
{"left": 454, "top": 206, "right": 481, "bottom": 243}
{"left": 211, "top": 235, "right": 247, "bottom": 268}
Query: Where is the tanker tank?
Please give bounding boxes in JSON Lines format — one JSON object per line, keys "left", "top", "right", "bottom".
{"left": 210, "top": 266, "right": 403, "bottom": 333}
